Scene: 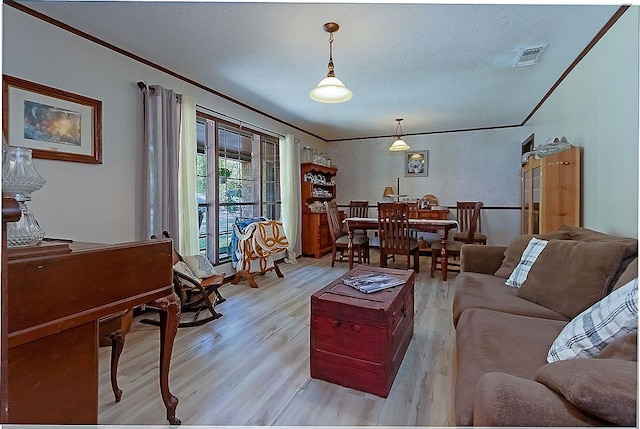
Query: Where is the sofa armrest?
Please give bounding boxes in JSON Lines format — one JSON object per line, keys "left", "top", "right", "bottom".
{"left": 460, "top": 245, "right": 506, "bottom": 274}
{"left": 473, "top": 372, "right": 607, "bottom": 426}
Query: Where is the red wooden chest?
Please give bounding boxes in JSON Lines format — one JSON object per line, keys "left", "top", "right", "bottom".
{"left": 310, "top": 265, "right": 415, "bottom": 397}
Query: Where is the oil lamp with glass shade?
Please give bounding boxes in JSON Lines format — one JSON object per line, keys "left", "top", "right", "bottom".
{"left": 2, "top": 145, "right": 47, "bottom": 246}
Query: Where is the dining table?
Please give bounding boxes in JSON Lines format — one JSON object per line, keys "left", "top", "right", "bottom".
{"left": 343, "top": 217, "right": 459, "bottom": 281}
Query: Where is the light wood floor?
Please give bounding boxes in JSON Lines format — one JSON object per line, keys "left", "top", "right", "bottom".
{"left": 98, "top": 251, "right": 459, "bottom": 426}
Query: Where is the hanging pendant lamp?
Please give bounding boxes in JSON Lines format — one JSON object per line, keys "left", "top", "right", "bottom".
{"left": 309, "top": 22, "right": 352, "bottom": 104}
{"left": 389, "top": 118, "right": 410, "bottom": 151}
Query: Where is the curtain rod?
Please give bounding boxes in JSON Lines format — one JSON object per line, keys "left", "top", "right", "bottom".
{"left": 137, "top": 81, "right": 285, "bottom": 139}
{"left": 196, "top": 104, "right": 284, "bottom": 138}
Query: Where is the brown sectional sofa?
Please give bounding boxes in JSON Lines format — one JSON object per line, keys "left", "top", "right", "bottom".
{"left": 452, "top": 225, "right": 638, "bottom": 426}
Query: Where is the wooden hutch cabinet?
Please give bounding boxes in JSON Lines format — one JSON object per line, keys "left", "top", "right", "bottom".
{"left": 521, "top": 146, "right": 581, "bottom": 234}
{"left": 301, "top": 163, "right": 337, "bottom": 258}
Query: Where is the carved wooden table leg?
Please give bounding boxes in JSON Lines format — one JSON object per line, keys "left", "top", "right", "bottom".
{"left": 440, "top": 229, "right": 448, "bottom": 281}
{"left": 152, "top": 292, "right": 181, "bottom": 425}
{"left": 105, "top": 329, "right": 125, "bottom": 402}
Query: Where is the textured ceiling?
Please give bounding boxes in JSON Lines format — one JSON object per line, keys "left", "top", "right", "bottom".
{"left": 13, "top": 1, "right": 622, "bottom": 141}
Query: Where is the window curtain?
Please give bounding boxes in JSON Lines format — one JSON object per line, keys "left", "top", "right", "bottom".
{"left": 141, "top": 84, "right": 180, "bottom": 243}
{"left": 178, "top": 94, "right": 199, "bottom": 255}
{"left": 279, "top": 134, "right": 301, "bottom": 263}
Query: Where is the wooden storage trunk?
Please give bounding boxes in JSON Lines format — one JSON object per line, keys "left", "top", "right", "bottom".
{"left": 310, "top": 265, "right": 415, "bottom": 397}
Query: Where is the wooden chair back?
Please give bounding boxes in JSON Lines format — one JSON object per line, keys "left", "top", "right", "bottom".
{"left": 407, "top": 201, "right": 420, "bottom": 218}
{"left": 377, "top": 202, "right": 413, "bottom": 254}
{"left": 457, "top": 201, "right": 483, "bottom": 243}
{"left": 349, "top": 201, "right": 369, "bottom": 218}
{"left": 150, "top": 231, "right": 183, "bottom": 265}
{"left": 325, "top": 201, "right": 344, "bottom": 244}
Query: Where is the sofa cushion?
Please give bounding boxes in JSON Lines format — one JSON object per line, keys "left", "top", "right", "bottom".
{"left": 535, "top": 358, "right": 637, "bottom": 426}
{"left": 613, "top": 257, "right": 638, "bottom": 291}
{"left": 597, "top": 331, "right": 637, "bottom": 361}
{"left": 454, "top": 308, "right": 567, "bottom": 426}
{"left": 494, "top": 230, "right": 570, "bottom": 279}
{"left": 555, "top": 225, "right": 639, "bottom": 252}
{"left": 505, "top": 237, "right": 548, "bottom": 288}
{"left": 473, "top": 372, "right": 607, "bottom": 426}
{"left": 547, "top": 278, "right": 638, "bottom": 361}
{"left": 452, "top": 273, "right": 569, "bottom": 327}
{"left": 556, "top": 225, "right": 638, "bottom": 290}
{"left": 516, "top": 240, "right": 630, "bottom": 319}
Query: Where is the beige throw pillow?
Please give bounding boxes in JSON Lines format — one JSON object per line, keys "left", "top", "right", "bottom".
{"left": 183, "top": 254, "right": 218, "bottom": 278}
{"left": 494, "top": 230, "right": 570, "bottom": 278}
{"left": 515, "top": 240, "right": 629, "bottom": 319}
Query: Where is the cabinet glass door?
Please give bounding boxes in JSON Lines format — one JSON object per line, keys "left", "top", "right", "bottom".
{"left": 532, "top": 165, "right": 540, "bottom": 234}
{"left": 522, "top": 169, "right": 530, "bottom": 234}
{"left": 522, "top": 161, "right": 541, "bottom": 234}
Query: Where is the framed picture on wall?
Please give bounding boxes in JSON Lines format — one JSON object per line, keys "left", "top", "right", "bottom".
{"left": 2, "top": 75, "right": 102, "bottom": 164}
{"left": 405, "top": 150, "right": 428, "bottom": 177}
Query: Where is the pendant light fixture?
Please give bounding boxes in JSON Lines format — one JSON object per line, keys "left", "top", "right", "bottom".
{"left": 309, "top": 22, "right": 352, "bottom": 104}
{"left": 389, "top": 118, "right": 410, "bottom": 151}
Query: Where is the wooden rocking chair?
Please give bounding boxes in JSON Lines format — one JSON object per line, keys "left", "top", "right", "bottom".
{"left": 141, "top": 231, "right": 225, "bottom": 328}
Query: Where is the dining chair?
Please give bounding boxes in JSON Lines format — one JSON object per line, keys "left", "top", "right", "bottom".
{"left": 407, "top": 201, "right": 420, "bottom": 218}
{"left": 431, "top": 201, "right": 483, "bottom": 278}
{"left": 349, "top": 200, "right": 369, "bottom": 218}
{"left": 325, "top": 201, "right": 370, "bottom": 267}
{"left": 453, "top": 201, "right": 487, "bottom": 244}
{"left": 377, "top": 202, "right": 420, "bottom": 272}
{"left": 349, "top": 200, "right": 369, "bottom": 235}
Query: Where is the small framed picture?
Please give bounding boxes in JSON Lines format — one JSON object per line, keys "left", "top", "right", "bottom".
{"left": 3, "top": 75, "right": 102, "bottom": 164}
{"left": 405, "top": 150, "right": 428, "bottom": 177}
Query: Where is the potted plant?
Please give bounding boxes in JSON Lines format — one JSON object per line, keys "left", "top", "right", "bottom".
{"left": 219, "top": 167, "right": 232, "bottom": 184}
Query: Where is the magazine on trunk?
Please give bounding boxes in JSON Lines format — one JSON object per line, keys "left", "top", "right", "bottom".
{"left": 342, "top": 272, "right": 405, "bottom": 294}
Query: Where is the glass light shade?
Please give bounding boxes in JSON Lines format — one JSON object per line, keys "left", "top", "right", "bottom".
{"left": 389, "top": 137, "right": 410, "bottom": 151}
{"left": 2, "top": 146, "right": 47, "bottom": 246}
{"left": 3, "top": 146, "right": 46, "bottom": 201}
{"left": 309, "top": 76, "right": 353, "bottom": 103}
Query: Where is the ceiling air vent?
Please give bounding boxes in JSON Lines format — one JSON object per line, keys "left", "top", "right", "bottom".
{"left": 514, "top": 45, "right": 546, "bottom": 67}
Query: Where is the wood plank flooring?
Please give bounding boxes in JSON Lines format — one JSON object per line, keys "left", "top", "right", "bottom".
{"left": 97, "top": 252, "right": 458, "bottom": 426}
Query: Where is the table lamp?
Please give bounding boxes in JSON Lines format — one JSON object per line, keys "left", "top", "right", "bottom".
{"left": 383, "top": 186, "right": 395, "bottom": 201}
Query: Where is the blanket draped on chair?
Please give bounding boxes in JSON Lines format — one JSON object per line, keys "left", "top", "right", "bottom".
{"left": 232, "top": 219, "right": 288, "bottom": 288}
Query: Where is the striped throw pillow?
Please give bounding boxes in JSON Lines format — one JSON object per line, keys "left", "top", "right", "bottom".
{"left": 505, "top": 237, "right": 548, "bottom": 288}
{"left": 548, "top": 278, "right": 638, "bottom": 362}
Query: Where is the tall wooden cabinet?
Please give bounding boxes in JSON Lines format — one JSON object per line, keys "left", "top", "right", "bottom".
{"left": 521, "top": 146, "right": 581, "bottom": 234}
{"left": 301, "top": 163, "right": 337, "bottom": 258}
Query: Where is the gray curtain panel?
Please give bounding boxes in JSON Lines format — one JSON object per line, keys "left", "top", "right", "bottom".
{"left": 141, "top": 84, "right": 181, "bottom": 242}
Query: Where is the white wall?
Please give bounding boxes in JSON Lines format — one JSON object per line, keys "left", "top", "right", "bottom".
{"left": 328, "top": 127, "right": 523, "bottom": 245}
{"left": 521, "top": 6, "right": 639, "bottom": 238}
{"left": 3, "top": 3, "right": 638, "bottom": 254}
{"left": 3, "top": 6, "right": 325, "bottom": 247}
{"left": 330, "top": 6, "right": 639, "bottom": 242}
